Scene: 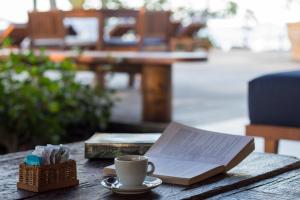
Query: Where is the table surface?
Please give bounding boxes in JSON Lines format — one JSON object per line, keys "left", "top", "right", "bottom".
{"left": 0, "top": 49, "right": 208, "bottom": 65}
{"left": 1, "top": 142, "right": 299, "bottom": 200}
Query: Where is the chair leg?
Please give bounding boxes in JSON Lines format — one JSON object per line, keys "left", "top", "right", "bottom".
{"left": 128, "top": 72, "right": 135, "bottom": 88}
{"left": 264, "top": 138, "right": 279, "bottom": 153}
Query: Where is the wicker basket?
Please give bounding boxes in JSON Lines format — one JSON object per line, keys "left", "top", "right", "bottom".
{"left": 17, "top": 160, "right": 79, "bottom": 192}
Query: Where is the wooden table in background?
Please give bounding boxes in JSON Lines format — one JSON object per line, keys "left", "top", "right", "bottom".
{"left": 0, "top": 49, "right": 208, "bottom": 123}
{"left": 1, "top": 142, "right": 299, "bottom": 199}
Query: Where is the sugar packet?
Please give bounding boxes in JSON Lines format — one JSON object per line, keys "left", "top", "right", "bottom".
{"left": 26, "top": 144, "right": 70, "bottom": 165}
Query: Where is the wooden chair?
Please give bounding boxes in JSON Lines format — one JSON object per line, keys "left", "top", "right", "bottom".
{"left": 28, "top": 11, "right": 66, "bottom": 48}
{"left": 98, "top": 9, "right": 172, "bottom": 87}
{"left": 170, "top": 22, "right": 208, "bottom": 51}
{"left": 246, "top": 71, "right": 300, "bottom": 153}
{"left": 137, "top": 9, "right": 172, "bottom": 51}
{"left": 0, "top": 25, "right": 15, "bottom": 45}
{"left": 100, "top": 9, "right": 139, "bottom": 51}
{"left": 29, "top": 10, "right": 101, "bottom": 49}
{"left": 169, "top": 21, "right": 182, "bottom": 36}
{"left": 287, "top": 22, "right": 300, "bottom": 61}
{"left": 62, "top": 9, "right": 102, "bottom": 49}
{"left": 109, "top": 24, "right": 135, "bottom": 37}
{"left": 100, "top": 9, "right": 172, "bottom": 52}
{"left": 176, "top": 23, "right": 205, "bottom": 38}
{"left": 246, "top": 125, "right": 300, "bottom": 154}
{"left": 8, "top": 24, "right": 28, "bottom": 46}
{"left": 97, "top": 9, "right": 140, "bottom": 88}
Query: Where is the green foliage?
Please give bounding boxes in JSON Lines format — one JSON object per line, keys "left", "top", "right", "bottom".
{"left": 100, "top": 0, "right": 126, "bottom": 9}
{"left": 99, "top": 0, "right": 168, "bottom": 10}
{"left": 143, "top": 0, "right": 168, "bottom": 10}
{"left": 1, "top": 38, "right": 12, "bottom": 48}
{"left": 175, "top": 1, "right": 238, "bottom": 22}
{"left": 68, "top": 0, "right": 84, "bottom": 9}
{"left": 225, "top": 1, "right": 238, "bottom": 17}
{"left": 0, "top": 51, "right": 114, "bottom": 152}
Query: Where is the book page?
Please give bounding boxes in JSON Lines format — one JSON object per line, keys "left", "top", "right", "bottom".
{"left": 147, "top": 156, "right": 222, "bottom": 179}
{"left": 103, "top": 157, "right": 223, "bottom": 185}
{"left": 146, "top": 122, "right": 254, "bottom": 167}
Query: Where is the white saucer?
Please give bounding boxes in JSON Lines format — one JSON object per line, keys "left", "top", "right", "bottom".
{"left": 101, "top": 176, "right": 162, "bottom": 194}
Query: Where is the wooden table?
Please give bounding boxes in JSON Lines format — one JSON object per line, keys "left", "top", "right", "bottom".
{"left": 1, "top": 142, "right": 299, "bottom": 200}
{"left": 0, "top": 49, "right": 208, "bottom": 123}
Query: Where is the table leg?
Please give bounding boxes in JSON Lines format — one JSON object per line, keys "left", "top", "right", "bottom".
{"left": 142, "top": 64, "right": 172, "bottom": 122}
{"left": 265, "top": 139, "right": 279, "bottom": 153}
{"left": 94, "top": 66, "right": 105, "bottom": 88}
{"left": 128, "top": 72, "right": 136, "bottom": 88}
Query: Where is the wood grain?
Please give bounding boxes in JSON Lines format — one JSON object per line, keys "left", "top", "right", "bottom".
{"left": 0, "top": 142, "right": 299, "bottom": 200}
{"left": 246, "top": 124, "right": 300, "bottom": 141}
{"left": 0, "top": 49, "right": 208, "bottom": 66}
{"left": 54, "top": 50, "right": 208, "bottom": 66}
{"left": 28, "top": 11, "right": 66, "bottom": 40}
{"left": 142, "top": 64, "right": 172, "bottom": 122}
{"left": 0, "top": 25, "right": 14, "bottom": 43}
{"left": 210, "top": 167, "right": 300, "bottom": 199}
{"left": 138, "top": 9, "right": 171, "bottom": 51}
{"left": 265, "top": 138, "right": 279, "bottom": 153}
{"left": 246, "top": 124, "right": 300, "bottom": 153}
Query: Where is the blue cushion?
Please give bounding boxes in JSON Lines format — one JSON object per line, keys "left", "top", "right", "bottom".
{"left": 104, "top": 37, "right": 165, "bottom": 47}
{"left": 143, "top": 37, "right": 165, "bottom": 46}
{"left": 104, "top": 37, "right": 138, "bottom": 46}
{"left": 249, "top": 71, "right": 300, "bottom": 127}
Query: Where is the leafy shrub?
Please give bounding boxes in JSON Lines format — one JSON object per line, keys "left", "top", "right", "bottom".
{"left": 0, "top": 50, "right": 114, "bottom": 152}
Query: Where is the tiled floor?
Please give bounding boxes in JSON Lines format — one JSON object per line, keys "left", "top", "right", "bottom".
{"left": 77, "top": 49, "right": 300, "bottom": 157}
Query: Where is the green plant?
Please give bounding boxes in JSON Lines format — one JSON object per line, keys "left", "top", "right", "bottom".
{"left": 175, "top": 1, "right": 238, "bottom": 23}
{"left": 1, "top": 38, "right": 12, "bottom": 48}
{"left": 100, "top": 0, "right": 126, "bottom": 9}
{"left": 0, "top": 50, "right": 114, "bottom": 153}
{"left": 69, "top": 0, "right": 85, "bottom": 9}
{"left": 143, "top": 0, "right": 168, "bottom": 10}
{"left": 99, "top": 0, "right": 168, "bottom": 9}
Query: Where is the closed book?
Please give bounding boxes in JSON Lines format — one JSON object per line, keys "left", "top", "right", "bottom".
{"left": 84, "top": 133, "right": 161, "bottom": 159}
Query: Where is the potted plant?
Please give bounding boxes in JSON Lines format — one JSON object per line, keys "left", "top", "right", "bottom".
{"left": 0, "top": 50, "right": 114, "bottom": 153}
{"left": 69, "top": 0, "right": 85, "bottom": 9}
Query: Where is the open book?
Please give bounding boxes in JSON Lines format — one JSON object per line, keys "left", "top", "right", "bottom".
{"left": 103, "top": 122, "right": 255, "bottom": 185}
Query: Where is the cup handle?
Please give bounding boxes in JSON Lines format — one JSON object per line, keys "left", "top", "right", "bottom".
{"left": 147, "top": 161, "right": 155, "bottom": 175}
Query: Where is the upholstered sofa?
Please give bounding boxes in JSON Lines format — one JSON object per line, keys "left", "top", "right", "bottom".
{"left": 247, "top": 71, "right": 300, "bottom": 153}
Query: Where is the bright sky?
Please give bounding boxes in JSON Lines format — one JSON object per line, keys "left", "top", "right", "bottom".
{"left": 1, "top": 0, "right": 300, "bottom": 24}
{"left": 1, "top": 0, "right": 300, "bottom": 51}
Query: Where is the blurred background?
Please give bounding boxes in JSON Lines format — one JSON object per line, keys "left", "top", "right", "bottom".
{"left": 1, "top": 0, "right": 300, "bottom": 51}
{"left": 1, "top": 0, "right": 300, "bottom": 157}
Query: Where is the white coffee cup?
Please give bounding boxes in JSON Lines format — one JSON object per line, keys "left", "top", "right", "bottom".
{"left": 115, "top": 155, "right": 155, "bottom": 187}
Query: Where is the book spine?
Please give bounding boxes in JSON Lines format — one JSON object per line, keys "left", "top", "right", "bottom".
{"left": 85, "top": 144, "right": 153, "bottom": 159}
